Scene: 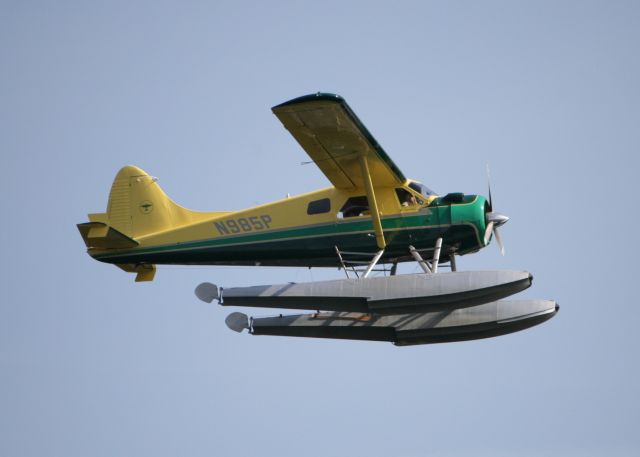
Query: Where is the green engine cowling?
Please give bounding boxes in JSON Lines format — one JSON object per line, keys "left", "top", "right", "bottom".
{"left": 429, "top": 194, "right": 489, "bottom": 254}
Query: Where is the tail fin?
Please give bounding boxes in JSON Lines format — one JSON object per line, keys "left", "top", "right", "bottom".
{"left": 78, "top": 165, "right": 207, "bottom": 281}
{"left": 105, "top": 164, "right": 198, "bottom": 238}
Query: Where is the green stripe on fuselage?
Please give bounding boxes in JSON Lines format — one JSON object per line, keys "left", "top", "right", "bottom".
{"left": 93, "top": 197, "right": 486, "bottom": 266}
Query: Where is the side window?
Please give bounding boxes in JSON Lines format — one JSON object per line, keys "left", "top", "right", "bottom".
{"left": 307, "top": 198, "right": 331, "bottom": 215}
{"left": 339, "top": 196, "right": 369, "bottom": 218}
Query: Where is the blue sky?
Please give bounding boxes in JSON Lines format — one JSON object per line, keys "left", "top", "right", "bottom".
{"left": 1, "top": 1, "right": 639, "bottom": 456}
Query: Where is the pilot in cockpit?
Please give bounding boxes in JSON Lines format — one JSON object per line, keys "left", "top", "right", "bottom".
{"left": 397, "top": 188, "right": 418, "bottom": 207}
{"left": 403, "top": 192, "right": 418, "bottom": 207}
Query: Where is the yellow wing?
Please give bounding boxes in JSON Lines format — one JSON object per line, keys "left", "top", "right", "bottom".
{"left": 272, "top": 93, "right": 406, "bottom": 189}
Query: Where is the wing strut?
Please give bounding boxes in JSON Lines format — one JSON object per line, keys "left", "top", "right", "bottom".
{"left": 358, "top": 154, "right": 386, "bottom": 249}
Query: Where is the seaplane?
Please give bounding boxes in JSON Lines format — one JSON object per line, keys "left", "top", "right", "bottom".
{"left": 78, "top": 93, "right": 558, "bottom": 346}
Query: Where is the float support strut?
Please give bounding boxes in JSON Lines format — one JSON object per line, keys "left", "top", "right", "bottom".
{"left": 409, "top": 245, "right": 432, "bottom": 274}
{"left": 362, "top": 249, "right": 385, "bottom": 279}
{"left": 432, "top": 238, "right": 443, "bottom": 273}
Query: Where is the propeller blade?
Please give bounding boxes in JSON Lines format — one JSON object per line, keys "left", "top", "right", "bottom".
{"left": 494, "top": 227, "right": 505, "bottom": 256}
{"left": 484, "top": 165, "right": 507, "bottom": 255}
{"left": 484, "top": 221, "right": 494, "bottom": 245}
{"left": 486, "top": 163, "right": 493, "bottom": 211}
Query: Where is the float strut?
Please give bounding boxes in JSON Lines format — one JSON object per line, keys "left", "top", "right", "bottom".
{"left": 432, "top": 238, "right": 443, "bottom": 273}
{"left": 362, "top": 249, "right": 385, "bottom": 279}
{"left": 409, "top": 245, "right": 432, "bottom": 274}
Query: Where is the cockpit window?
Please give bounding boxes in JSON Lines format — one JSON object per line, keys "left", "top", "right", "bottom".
{"left": 396, "top": 188, "right": 418, "bottom": 207}
{"left": 409, "top": 181, "right": 436, "bottom": 197}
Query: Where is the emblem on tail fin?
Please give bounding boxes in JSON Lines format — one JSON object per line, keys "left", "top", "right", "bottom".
{"left": 139, "top": 201, "right": 154, "bottom": 214}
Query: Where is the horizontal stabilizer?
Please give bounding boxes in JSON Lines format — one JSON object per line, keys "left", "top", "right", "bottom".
{"left": 77, "top": 222, "right": 138, "bottom": 249}
{"left": 213, "top": 271, "right": 532, "bottom": 315}
{"left": 248, "top": 299, "right": 559, "bottom": 345}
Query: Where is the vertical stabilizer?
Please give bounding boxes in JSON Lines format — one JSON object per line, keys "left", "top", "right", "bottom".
{"left": 78, "top": 165, "right": 210, "bottom": 282}
{"left": 105, "top": 165, "right": 193, "bottom": 238}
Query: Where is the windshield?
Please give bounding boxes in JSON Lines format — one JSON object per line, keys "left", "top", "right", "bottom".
{"left": 409, "top": 181, "right": 436, "bottom": 197}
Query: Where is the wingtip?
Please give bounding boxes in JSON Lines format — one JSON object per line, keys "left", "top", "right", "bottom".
{"left": 272, "top": 92, "right": 344, "bottom": 110}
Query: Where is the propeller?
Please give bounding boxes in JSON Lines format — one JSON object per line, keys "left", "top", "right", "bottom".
{"left": 483, "top": 165, "right": 509, "bottom": 255}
